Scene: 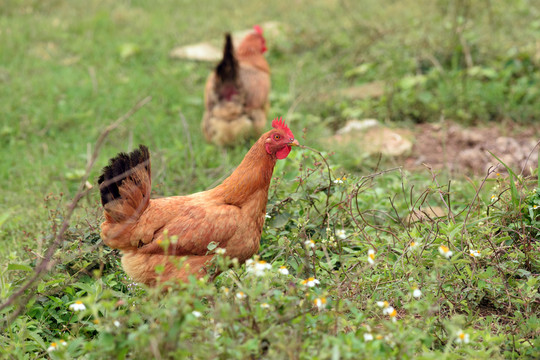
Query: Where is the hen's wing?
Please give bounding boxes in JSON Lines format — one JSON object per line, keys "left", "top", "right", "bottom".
{"left": 238, "top": 63, "right": 270, "bottom": 111}
{"left": 133, "top": 196, "right": 242, "bottom": 256}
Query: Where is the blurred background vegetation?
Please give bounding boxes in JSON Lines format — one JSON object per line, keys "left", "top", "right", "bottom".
{"left": 0, "top": 0, "right": 539, "bottom": 358}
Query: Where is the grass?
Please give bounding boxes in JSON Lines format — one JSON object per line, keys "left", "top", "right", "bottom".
{"left": 0, "top": 0, "right": 539, "bottom": 358}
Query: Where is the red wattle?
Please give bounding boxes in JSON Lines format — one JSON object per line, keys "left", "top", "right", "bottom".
{"left": 275, "top": 146, "right": 291, "bottom": 159}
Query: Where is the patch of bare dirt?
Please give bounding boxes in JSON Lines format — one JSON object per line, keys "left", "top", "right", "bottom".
{"left": 405, "top": 121, "right": 539, "bottom": 177}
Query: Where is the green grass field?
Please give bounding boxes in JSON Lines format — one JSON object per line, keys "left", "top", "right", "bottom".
{"left": 1, "top": 0, "right": 539, "bottom": 358}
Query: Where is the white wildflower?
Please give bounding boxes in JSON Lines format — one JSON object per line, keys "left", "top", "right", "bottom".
{"left": 412, "top": 288, "right": 422, "bottom": 298}
{"left": 438, "top": 245, "right": 453, "bottom": 259}
{"left": 304, "top": 239, "right": 315, "bottom": 248}
{"left": 236, "top": 291, "right": 246, "bottom": 300}
{"left": 47, "top": 341, "right": 66, "bottom": 352}
{"left": 114, "top": 320, "right": 121, "bottom": 327}
{"left": 456, "top": 329, "right": 470, "bottom": 344}
{"left": 367, "top": 249, "right": 376, "bottom": 264}
{"left": 278, "top": 266, "right": 289, "bottom": 275}
{"left": 301, "top": 277, "right": 320, "bottom": 287}
{"left": 469, "top": 250, "right": 480, "bottom": 258}
{"left": 192, "top": 311, "right": 202, "bottom": 318}
{"left": 384, "top": 306, "right": 398, "bottom": 322}
{"left": 215, "top": 248, "right": 226, "bottom": 255}
{"left": 246, "top": 260, "right": 272, "bottom": 276}
{"left": 69, "top": 300, "right": 86, "bottom": 312}
{"left": 363, "top": 333, "right": 374, "bottom": 342}
{"left": 335, "top": 229, "right": 347, "bottom": 239}
{"left": 260, "top": 303, "right": 270, "bottom": 309}
{"left": 313, "top": 297, "right": 327, "bottom": 310}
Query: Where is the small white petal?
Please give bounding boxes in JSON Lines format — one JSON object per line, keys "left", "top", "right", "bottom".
{"left": 114, "top": 320, "right": 121, "bottom": 327}
{"left": 304, "top": 240, "right": 315, "bottom": 248}
{"left": 192, "top": 311, "right": 202, "bottom": 318}
{"left": 278, "top": 266, "right": 289, "bottom": 275}
{"left": 363, "top": 333, "right": 374, "bottom": 342}
{"left": 412, "top": 288, "right": 422, "bottom": 298}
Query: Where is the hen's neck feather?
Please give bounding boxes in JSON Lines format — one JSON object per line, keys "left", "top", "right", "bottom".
{"left": 213, "top": 136, "right": 276, "bottom": 206}
{"left": 237, "top": 38, "right": 269, "bottom": 73}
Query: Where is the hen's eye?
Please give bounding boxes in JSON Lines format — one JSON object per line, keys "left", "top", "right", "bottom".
{"left": 274, "top": 134, "right": 281, "bottom": 140}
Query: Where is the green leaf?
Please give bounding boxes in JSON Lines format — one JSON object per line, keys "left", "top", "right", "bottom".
{"left": 488, "top": 150, "right": 520, "bottom": 207}
{"left": 207, "top": 241, "right": 218, "bottom": 252}
{"left": 270, "top": 213, "right": 290, "bottom": 228}
{"left": 28, "top": 331, "right": 47, "bottom": 350}
{"left": 7, "top": 263, "right": 33, "bottom": 272}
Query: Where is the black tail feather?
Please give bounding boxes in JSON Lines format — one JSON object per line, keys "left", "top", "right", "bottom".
{"left": 98, "top": 145, "right": 150, "bottom": 206}
{"left": 216, "top": 33, "right": 238, "bottom": 85}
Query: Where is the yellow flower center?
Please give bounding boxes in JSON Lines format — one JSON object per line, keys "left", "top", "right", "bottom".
{"left": 389, "top": 308, "right": 397, "bottom": 317}
{"left": 93, "top": 319, "right": 99, "bottom": 324}
{"left": 50, "top": 342, "right": 57, "bottom": 347}
{"left": 308, "top": 277, "right": 315, "bottom": 282}
{"left": 410, "top": 241, "right": 416, "bottom": 247}
{"left": 75, "top": 301, "right": 83, "bottom": 305}
{"left": 369, "top": 253, "right": 375, "bottom": 260}
{"left": 280, "top": 266, "right": 286, "bottom": 269}
{"left": 459, "top": 332, "right": 465, "bottom": 340}
{"left": 259, "top": 260, "right": 267, "bottom": 264}
{"left": 440, "top": 245, "right": 449, "bottom": 253}
{"left": 156, "top": 239, "right": 162, "bottom": 245}
{"left": 383, "top": 301, "right": 389, "bottom": 307}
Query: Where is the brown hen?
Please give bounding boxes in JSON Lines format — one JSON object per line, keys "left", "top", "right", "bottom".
{"left": 202, "top": 25, "right": 270, "bottom": 146}
{"left": 98, "top": 118, "right": 298, "bottom": 286}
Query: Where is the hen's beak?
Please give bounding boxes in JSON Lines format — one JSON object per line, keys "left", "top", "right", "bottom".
{"left": 289, "top": 139, "right": 300, "bottom": 147}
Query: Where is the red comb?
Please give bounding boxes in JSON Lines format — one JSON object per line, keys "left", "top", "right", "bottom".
{"left": 253, "top": 25, "right": 263, "bottom": 35}
{"left": 272, "top": 117, "right": 294, "bottom": 138}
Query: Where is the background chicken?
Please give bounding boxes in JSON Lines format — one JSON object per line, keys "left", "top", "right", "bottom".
{"left": 202, "top": 25, "right": 270, "bottom": 146}
{"left": 98, "top": 118, "right": 298, "bottom": 286}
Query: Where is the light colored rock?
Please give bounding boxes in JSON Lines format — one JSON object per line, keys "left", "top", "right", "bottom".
{"left": 363, "top": 127, "right": 413, "bottom": 156}
{"left": 336, "top": 119, "right": 379, "bottom": 135}
{"left": 332, "top": 123, "right": 413, "bottom": 157}
{"left": 169, "top": 42, "right": 222, "bottom": 62}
